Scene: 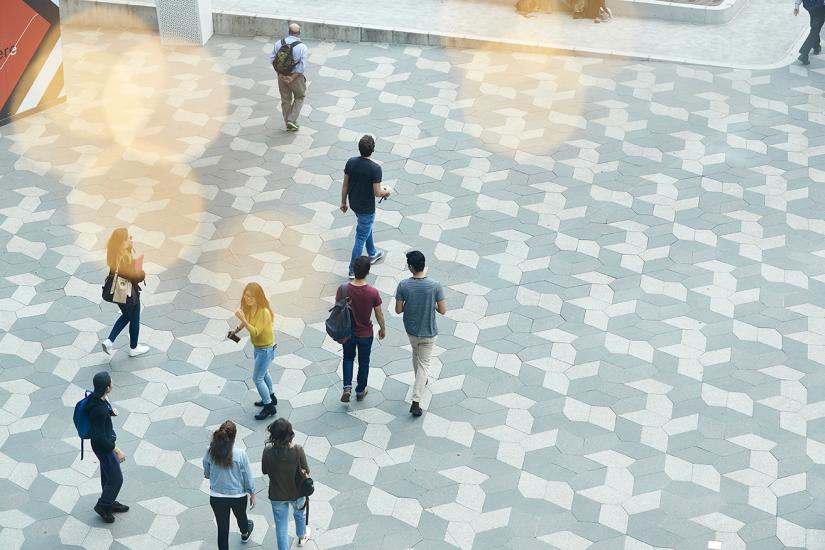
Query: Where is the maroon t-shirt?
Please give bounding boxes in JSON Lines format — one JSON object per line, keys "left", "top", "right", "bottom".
{"left": 336, "top": 283, "right": 382, "bottom": 338}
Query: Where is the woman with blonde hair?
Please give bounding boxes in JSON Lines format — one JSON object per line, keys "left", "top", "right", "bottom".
{"left": 101, "top": 228, "right": 148, "bottom": 357}
{"left": 203, "top": 421, "right": 256, "bottom": 549}
{"left": 232, "top": 282, "right": 278, "bottom": 420}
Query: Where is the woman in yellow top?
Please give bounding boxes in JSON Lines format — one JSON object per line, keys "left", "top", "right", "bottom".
{"left": 233, "top": 283, "right": 277, "bottom": 420}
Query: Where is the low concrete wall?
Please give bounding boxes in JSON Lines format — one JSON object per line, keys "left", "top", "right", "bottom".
{"left": 458, "top": 0, "right": 744, "bottom": 23}
{"left": 610, "top": 0, "right": 744, "bottom": 24}
{"left": 62, "top": 0, "right": 747, "bottom": 34}
{"left": 61, "top": 0, "right": 158, "bottom": 30}
{"left": 59, "top": 1, "right": 743, "bottom": 58}
{"left": 58, "top": 0, "right": 785, "bottom": 70}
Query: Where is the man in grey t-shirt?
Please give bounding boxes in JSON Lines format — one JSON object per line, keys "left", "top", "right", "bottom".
{"left": 394, "top": 251, "right": 446, "bottom": 417}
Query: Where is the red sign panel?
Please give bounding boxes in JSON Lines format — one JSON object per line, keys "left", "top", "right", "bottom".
{"left": 0, "top": 0, "right": 64, "bottom": 125}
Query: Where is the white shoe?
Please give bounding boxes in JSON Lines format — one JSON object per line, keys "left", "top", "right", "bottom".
{"left": 128, "top": 345, "right": 149, "bottom": 357}
{"left": 101, "top": 340, "right": 113, "bottom": 355}
{"left": 298, "top": 526, "right": 311, "bottom": 546}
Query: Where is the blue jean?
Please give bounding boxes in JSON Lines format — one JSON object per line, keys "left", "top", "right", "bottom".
{"left": 350, "top": 211, "right": 377, "bottom": 270}
{"left": 108, "top": 301, "right": 140, "bottom": 349}
{"left": 253, "top": 346, "right": 275, "bottom": 404}
{"left": 271, "top": 498, "right": 306, "bottom": 550}
{"left": 343, "top": 336, "right": 373, "bottom": 395}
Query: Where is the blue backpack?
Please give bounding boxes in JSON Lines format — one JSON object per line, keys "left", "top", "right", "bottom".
{"left": 73, "top": 390, "right": 110, "bottom": 460}
{"left": 325, "top": 284, "right": 353, "bottom": 344}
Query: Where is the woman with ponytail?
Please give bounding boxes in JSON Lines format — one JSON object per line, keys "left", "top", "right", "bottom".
{"left": 203, "top": 421, "right": 256, "bottom": 549}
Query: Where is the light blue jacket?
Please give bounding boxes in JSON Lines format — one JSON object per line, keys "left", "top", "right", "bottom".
{"left": 203, "top": 447, "right": 255, "bottom": 495}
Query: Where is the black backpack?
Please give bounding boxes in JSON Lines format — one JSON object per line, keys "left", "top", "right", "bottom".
{"left": 325, "top": 284, "right": 353, "bottom": 344}
{"left": 272, "top": 38, "right": 301, "bottom": 75}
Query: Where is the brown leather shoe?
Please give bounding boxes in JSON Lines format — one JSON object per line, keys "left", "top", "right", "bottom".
{"left": 341, "top": 389, "right": 352, "bottom": 403}
{"left": 356, "top": 389, "right": 369, "bottom": 401}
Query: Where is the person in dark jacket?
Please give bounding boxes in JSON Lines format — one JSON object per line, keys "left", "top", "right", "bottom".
{"left": 86, "top": 371, "right": 128, "bottom": 523}
{"left": 262, "top": 418, "right": 310, "bottom": 549}
{"left": 796, "top": 0, "right": 825, "bottom": 65}
{"left": 100, "top": 227, "right": 148, "bottom": 357}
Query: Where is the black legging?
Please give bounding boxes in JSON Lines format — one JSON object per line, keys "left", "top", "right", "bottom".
{"left": 209, "top": 495, "right": 250, "bottom": 550}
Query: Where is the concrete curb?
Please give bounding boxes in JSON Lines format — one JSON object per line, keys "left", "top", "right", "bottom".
{"left": 61, "top": 0, "right": 808, "bottom": 71}
{"left": 609, "top": 0, "right": 744, "bottom": 25}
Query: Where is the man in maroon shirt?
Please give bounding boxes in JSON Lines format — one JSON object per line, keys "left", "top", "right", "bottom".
{"left": 337, "top": 256, "right": 386, "bottom": 402}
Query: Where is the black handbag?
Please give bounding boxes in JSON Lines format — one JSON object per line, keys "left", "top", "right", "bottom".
{"left": 294, "top": 446, "right": 315, "bottom": 499}
{"left": 102, "top": 273, "right": 114, "bottom": 303}
{"left": 102, "top": 258, "right": 130, "bottom": 304}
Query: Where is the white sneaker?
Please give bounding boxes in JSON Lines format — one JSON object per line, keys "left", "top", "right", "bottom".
{"left": 101, "top": 339, "right": 113, "bottom": 355}
{"left": 298, "top": 526, "right": 311, "bottom": 546}
{"left": 369, "top": 249, "right": 385, "bottom": 264}
{"left": 128, "top": 345, "right": 149, "bottom": 357}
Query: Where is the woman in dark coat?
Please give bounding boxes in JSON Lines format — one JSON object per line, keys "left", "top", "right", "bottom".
{"left": 262, "top": 418, "right": 311, "bottom": 549}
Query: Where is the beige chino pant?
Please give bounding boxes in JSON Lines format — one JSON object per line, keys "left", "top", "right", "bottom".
{"left": 278, "top": 73, "right": 306, "bottom": 125}
{"left": 408, "top": 334, "right": 436, "bottom": 402}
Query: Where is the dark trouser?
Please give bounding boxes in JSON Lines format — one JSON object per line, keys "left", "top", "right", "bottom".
{"left": 342, "top": 335, "right": 373, "bottom": 395}
{"left": 95, "top": 450, "right": 123, "bottom": 508}
{"left": 210, "top": 496, "right": 250, "bottom": 550}
{"left": 801, "top": 7, "right": 825, "bottom": 56}
{"left": 108, "top": 300, "right": 140, "bottom": 349}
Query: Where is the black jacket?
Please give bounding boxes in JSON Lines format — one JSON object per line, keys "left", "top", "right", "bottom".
{"left": 86, "top": 397, "right": 116, "bottom": 455}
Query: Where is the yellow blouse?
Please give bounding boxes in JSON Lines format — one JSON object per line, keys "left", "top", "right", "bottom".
{"left": 246, "top": 308, "right": 274, "bottom": 348}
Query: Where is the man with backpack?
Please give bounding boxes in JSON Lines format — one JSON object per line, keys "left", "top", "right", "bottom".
{"left": 796, "top": 0, "right": 825, "bottom": 65}
{"left": 271, "top": 23, "right": 308, "bottom": 131}
{"left": 82, "top": 371, "right": 128, "bottom": 523}
{"left": 333, "top": 256, "right": 386, "bottom": 403}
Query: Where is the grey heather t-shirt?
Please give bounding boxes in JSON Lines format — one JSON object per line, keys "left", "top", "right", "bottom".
{"left": 395, "top": 277, "right": 445, "bottom": 338}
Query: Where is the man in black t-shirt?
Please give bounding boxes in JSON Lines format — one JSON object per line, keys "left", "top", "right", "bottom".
{"left": 340, "top": 135, "right": 391, "bottom": 279}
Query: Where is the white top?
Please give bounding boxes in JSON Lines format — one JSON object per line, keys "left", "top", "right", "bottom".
{"left": 210, "top": 490, "right": 246, "bottom": 498}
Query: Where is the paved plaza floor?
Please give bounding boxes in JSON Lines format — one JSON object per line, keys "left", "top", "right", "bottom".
{"left": 2, "top": 25, "right": 825, "bottom": 550}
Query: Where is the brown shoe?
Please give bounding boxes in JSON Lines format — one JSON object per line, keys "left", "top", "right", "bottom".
{"left": 356, "top": 389, "right": 369, "bottom": 401}
{"left": 341, "top": 389, "right": 352, "bottom": 403}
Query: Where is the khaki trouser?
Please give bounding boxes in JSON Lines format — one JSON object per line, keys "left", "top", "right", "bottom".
{"left": 278, "top": 73, "right": 306, "bottom": 125}
{"left": 408, "top": 335, "right": 435, "bottom": 402}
